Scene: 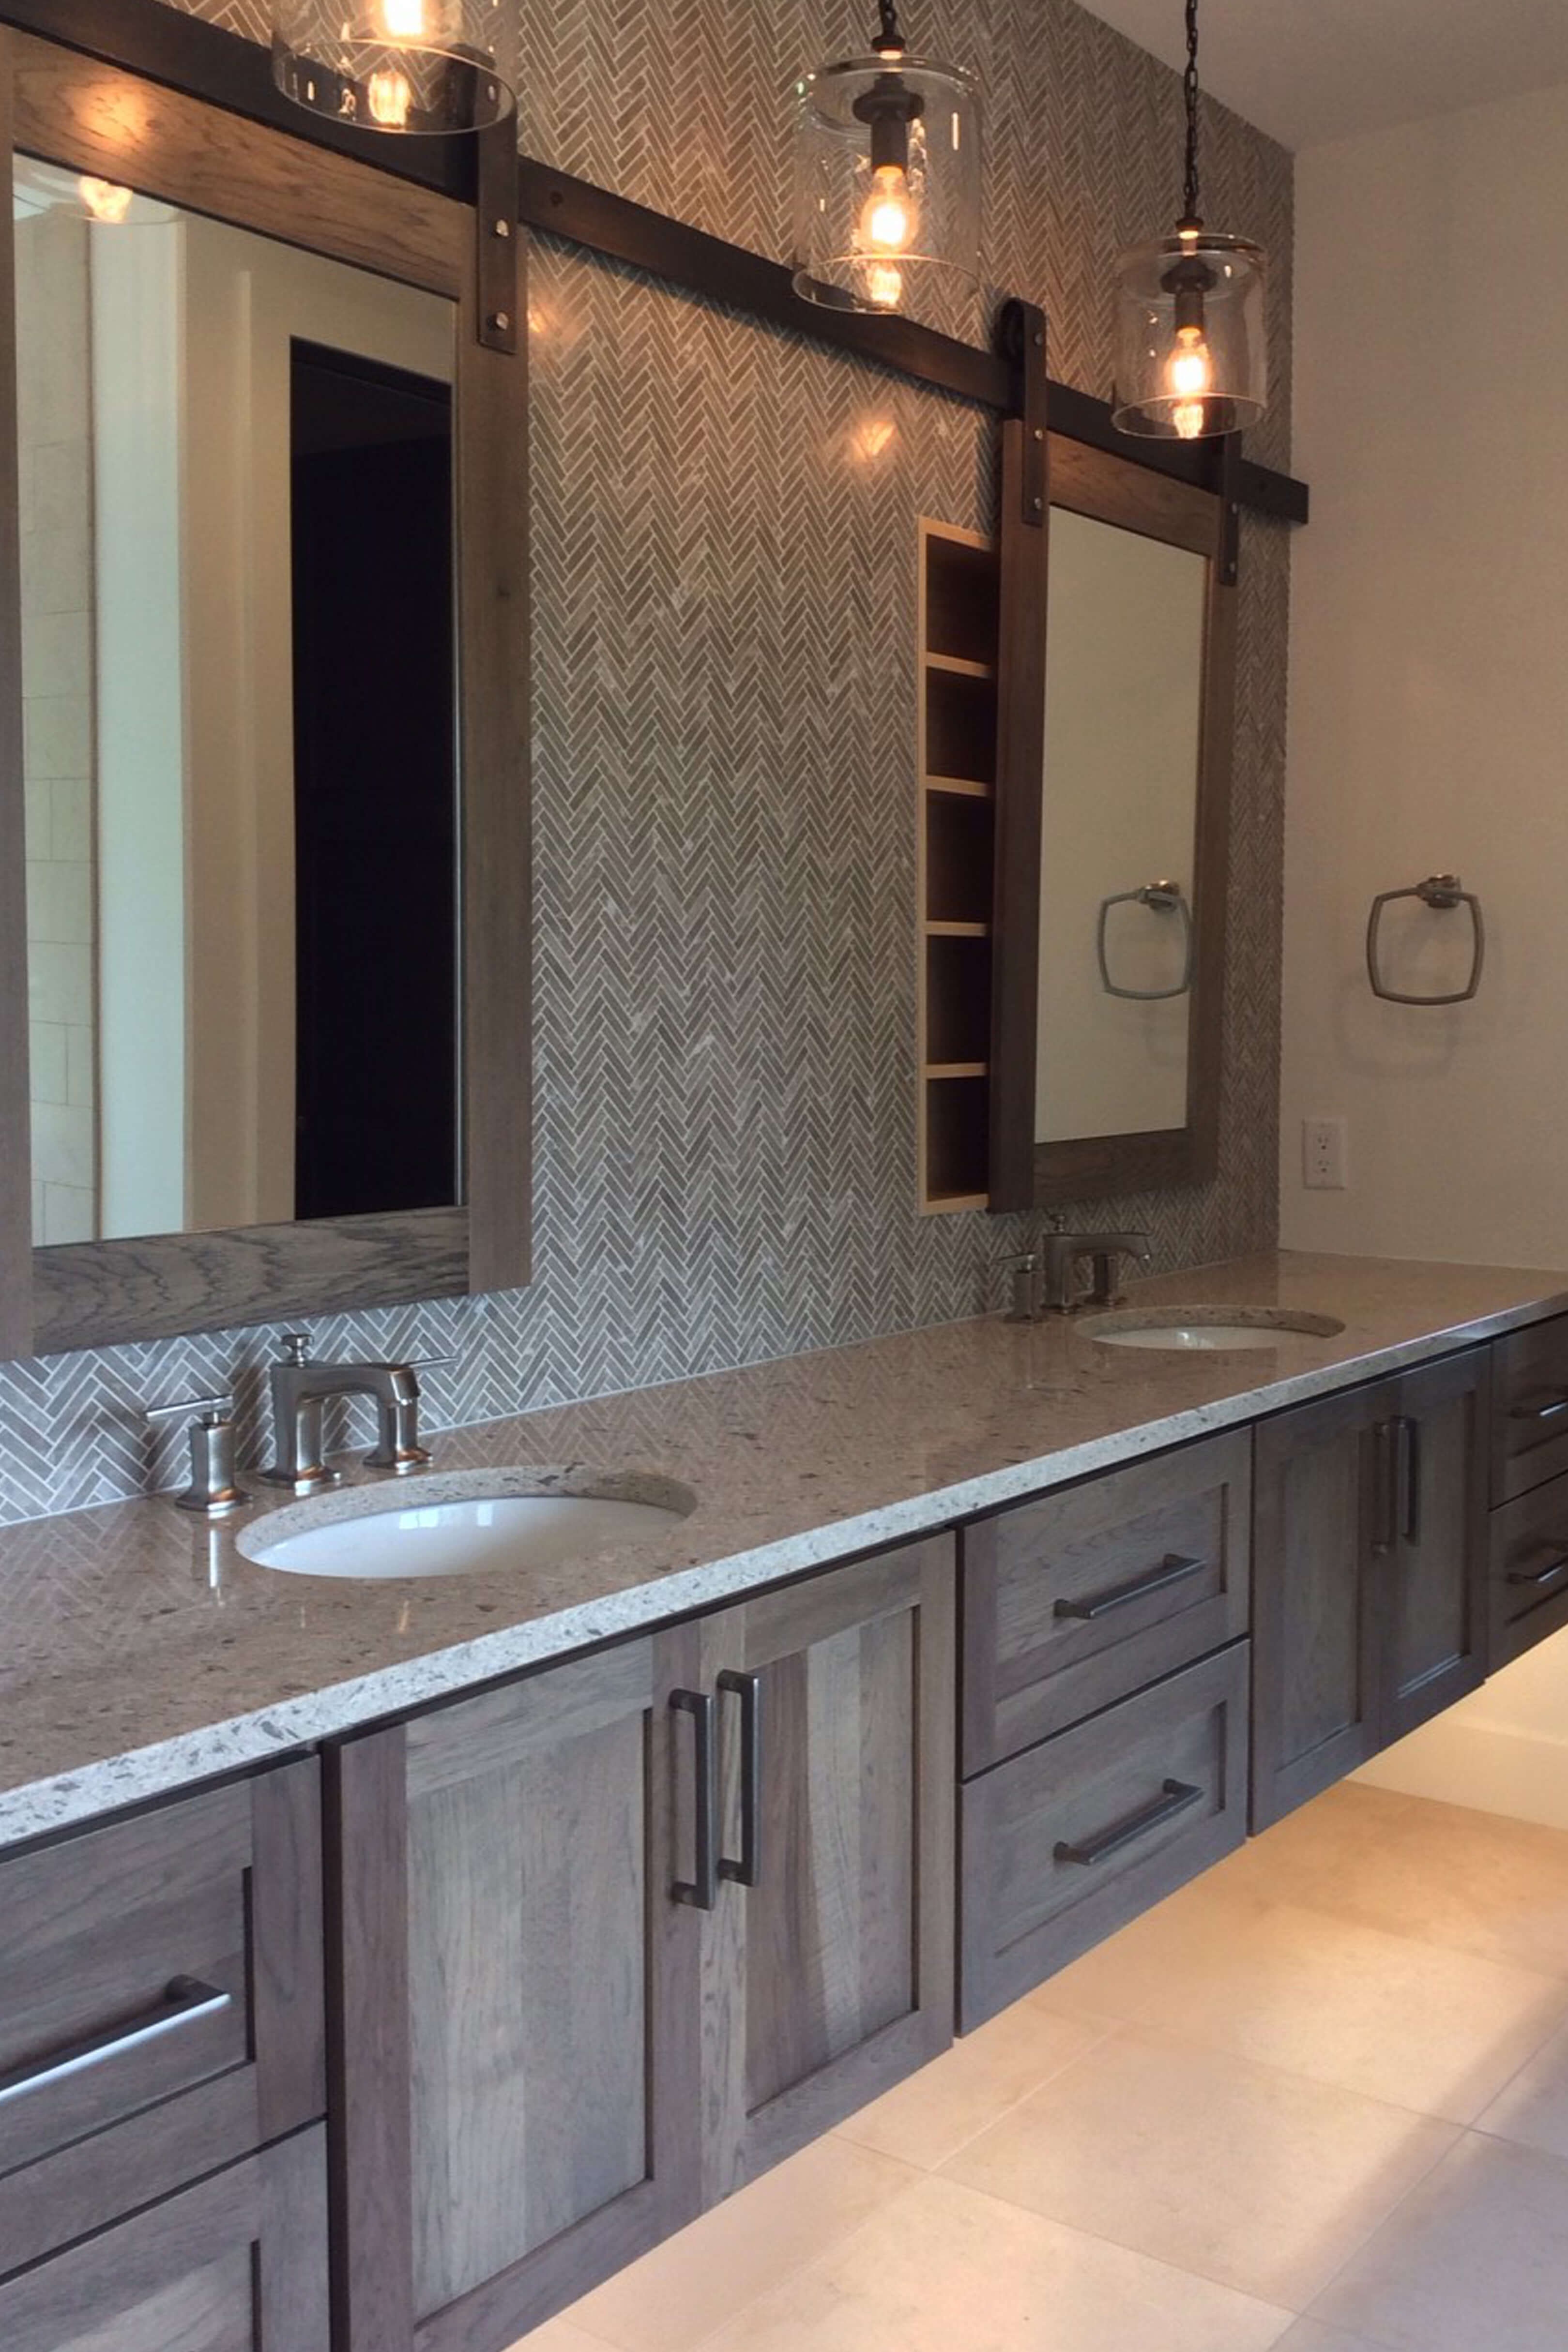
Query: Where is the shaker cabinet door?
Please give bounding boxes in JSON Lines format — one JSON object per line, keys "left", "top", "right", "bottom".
{"left": 704, "top": 1537, "right": 957, "bottom": 2197}
{"left": 1381, "top": 1348, "right": 1491, "bottom": 1743}
{"left": 329, "top": 1631, "right": 705, "bottom": 2352}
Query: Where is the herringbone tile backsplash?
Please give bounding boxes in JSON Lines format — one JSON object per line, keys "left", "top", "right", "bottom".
{"left": 0, "top": 0, "right": 1294, "bottom": 1524}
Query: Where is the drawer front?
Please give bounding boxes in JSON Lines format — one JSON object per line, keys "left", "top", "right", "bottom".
{"left": 1492, "top": 1316, "right": 1568, "bottom": 1503}
{"left": 1490, "top": 1471, "right": 1568, "bottom": 1667}
{"left": 959, "top": 1643, "right": 1249, "bottom": 2030}
{"left": 0, "top": 1760, "right": 324, "bottom": 2275}
{"left": 961, "top": 1430, "right": 1251, "bottom": 1775}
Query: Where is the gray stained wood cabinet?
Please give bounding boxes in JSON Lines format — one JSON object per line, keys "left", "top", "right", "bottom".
{"left": 328, "top": 1533, "right": 956, "bottom": 2352}
{"left": 1252, "top": 1348, "right": 1491, "bottom": 1831}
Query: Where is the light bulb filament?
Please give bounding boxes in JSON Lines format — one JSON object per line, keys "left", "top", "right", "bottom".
{"left": 860, "top": 162, "right": 915, "bottom": 255}
{"left": 381, "top": 0, "right": 428, "bottom": 39}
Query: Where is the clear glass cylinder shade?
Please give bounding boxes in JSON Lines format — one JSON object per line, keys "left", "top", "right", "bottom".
{"left": 792, "top": 54, "right": 981, "bottom": 332}
{"left": 12, "top": 155, "right": 175, "bottom": 227}
{"left": 272, "top": 0, "right": 517, "bottom": 134}
{"left": 1112, "top": 231, "right": 1267, "bottom": 439}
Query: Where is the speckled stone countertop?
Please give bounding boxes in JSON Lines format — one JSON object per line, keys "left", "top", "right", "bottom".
{"left": 3, "top": 1250, "right": 1566, "bottom": 1849}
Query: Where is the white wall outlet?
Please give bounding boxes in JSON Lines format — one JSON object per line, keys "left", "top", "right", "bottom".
{"left": 1302, "top": 1116, "right": 1349, "bottom": 1191}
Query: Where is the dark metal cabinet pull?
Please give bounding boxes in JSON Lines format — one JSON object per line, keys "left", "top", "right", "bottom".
{"left": 670, "top": 1689, "right": 719, "bottom": 1911}
{"left": 1054, "top": 1778, "right": 1203, "bottom": 1869}
{"left": 1507, "top": 1550, "right": 1568, "bottom": 1590}
{"left": 717, "top": 1669, "right": 764, "bottom": 1890}
{"left": 0, "top": 1978, "right": 232, "bottom": 2113}
{"left": 1510, "top": 1392, "right": 1568, "bottom": 1426}
{"left": 1054, "top": 1553, "right": 1208, "bottom": 1624}
{"left": 1372, "top": 1421, "right": 1400, "bottom": 1556}
{"left": 1396, "top": 1416, "right": 1421, "bottom": 1545}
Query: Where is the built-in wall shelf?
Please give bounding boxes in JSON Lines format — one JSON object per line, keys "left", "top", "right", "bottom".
{"left": 918, "top": 519, "right": 1001, "bottom": 1216}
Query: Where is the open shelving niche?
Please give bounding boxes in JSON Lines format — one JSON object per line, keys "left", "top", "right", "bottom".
{"left": 917, "top": 518, "right": 1001, "bottom": 1212}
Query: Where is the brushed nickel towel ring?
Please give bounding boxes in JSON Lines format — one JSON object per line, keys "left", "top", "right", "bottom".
{"left": 1096, "top": 880, "right": 1194, "bottom": 1001}
{"left": 1366, "top": 874, "right": 1485, "bottom": 1005}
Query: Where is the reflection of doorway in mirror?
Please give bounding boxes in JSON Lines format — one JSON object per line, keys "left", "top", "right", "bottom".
{"left": 1035, "top": 508, "right": 1206, "bottom": 1145}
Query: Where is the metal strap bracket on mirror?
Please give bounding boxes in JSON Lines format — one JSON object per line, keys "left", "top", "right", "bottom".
{"left": 1096, "top": 881, "right": 1195, "bottom": 1001}
{"left": 476, "top": 115, "right": 519, "bottom": 353}
{"left": 1366, "top": 875, "right": 1485, "bottom": 1005}
{"left": 999, "top": 297, "right": 1048, "bottom": 525}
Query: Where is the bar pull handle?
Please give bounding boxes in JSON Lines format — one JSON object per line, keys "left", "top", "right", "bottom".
{"left": 1372, "top": 1420, "right": 1400, "bottom": 1557}
{"left": 1396, "top": 1416, "right": 1421, "bottom": 1545}
{"left": 670, "top": 1689, "right": 718, "bottom": 1912}
{"left": 1510, "top": 1392, "right": 1568, "bottom": 1425}
{"left": 0, "top": 1978, "right": 232, "bottom": 2114}
{"left": 1054, "top": 1553, "right": 1208, "bottom": 1624}
{"left": 1507, "top": 1550, "right": 1568, "bottom": 1590}
{"left": 1054, "top": 1778, "right": 1203, "bottom": 1870}
{"left": 717, "top": 1669, "right": 764, "bottom": 1890}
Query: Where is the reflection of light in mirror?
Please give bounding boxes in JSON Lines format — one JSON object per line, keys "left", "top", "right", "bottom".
{"left": 78, "top": 177, "right": 134, "bottom": 225}
{"left": 12, "top": 155, "right": 171, "bottom": 228}
{"left": 862, "top": 260, "right": 905, "bottom": 311}
{"left": 851, "top": 415, "right": 897, "bottom": 464}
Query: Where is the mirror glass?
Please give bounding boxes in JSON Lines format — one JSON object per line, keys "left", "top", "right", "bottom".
{"left": 15, "top": 160, "right": 460, "bottom": 1247}
{"left": 1035, "top": 505, "right": 1206, "bottom": 1144}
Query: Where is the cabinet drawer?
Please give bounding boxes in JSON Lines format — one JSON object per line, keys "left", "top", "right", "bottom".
{"left": 959, "top": 1643, "right": 1248, "bottom": 2029}
{"left": 0, "top": 1760, "right": 324, "bottom": 2275}
{"left": 1490, "top": 1472, "right": 1568, "bottom": 1667}
{"left": 1492, "top": 1316, "right": 1568, "bottom": 1503}
{"left": 961, "top": 1430, "right": 1250, "bottom": 1774}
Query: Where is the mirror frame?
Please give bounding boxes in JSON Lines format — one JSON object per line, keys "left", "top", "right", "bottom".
{"left": 0, "top": 25, "right": 531, "bottom": 1357}
{"left": 989, "top": 429, "right": 1236, "bottom": 1211}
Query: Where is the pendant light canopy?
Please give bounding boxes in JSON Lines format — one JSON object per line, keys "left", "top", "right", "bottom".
{"left": 1112, "top": 0, "right": 1267, "bottom": 441}
{"left": 272, "top": 0, "right": 516, "bottom": 135}
{"left": 792, "top": 0, "right": 980, "bottom": 328}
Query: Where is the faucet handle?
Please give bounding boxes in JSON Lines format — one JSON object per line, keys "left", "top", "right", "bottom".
{"left": 997, "top": 1250, "right": 1042, "bottom": 1324}
{"left": 145, "top": 1393, "right": 249, "bottom": 1517}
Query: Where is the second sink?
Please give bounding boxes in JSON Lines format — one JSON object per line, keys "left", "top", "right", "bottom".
{"left": 1081, "top": 1306, "right": 1347, "bottom": 1352}
{"left": 238, "top": 1468, "right": 698, "bottom": 1580}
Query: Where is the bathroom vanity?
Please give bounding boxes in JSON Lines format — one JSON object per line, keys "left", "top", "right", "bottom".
{"left": 3, "top": 1253, "right": 1568, "bottom": 2352}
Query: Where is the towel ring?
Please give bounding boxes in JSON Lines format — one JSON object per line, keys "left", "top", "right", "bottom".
{"left": 1096, "top": 881, "right": 1194, "bottom": 1002}
{"left": 1366, "top": 875, "right": 1485, "bottom": 1006}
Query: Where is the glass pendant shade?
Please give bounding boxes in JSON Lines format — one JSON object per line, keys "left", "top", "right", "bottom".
{"left": 12, "top": 155, "right": 174, "bottom": 227}
{"left": 792, "top": 51, "right": 981, "bottom": 330}
{"left": 272, "top": 0, "right": 516, "bottom": 135}
{"left": 1112, "top": 228, "right": 1267, "bottom": 440}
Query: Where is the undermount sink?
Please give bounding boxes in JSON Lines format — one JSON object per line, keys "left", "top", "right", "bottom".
{"left": 1081, "top": 1306, "right": 1347, "bottom": 1353}
{"left": 237, "top": 1469, "right": 698, "bottom": 1581}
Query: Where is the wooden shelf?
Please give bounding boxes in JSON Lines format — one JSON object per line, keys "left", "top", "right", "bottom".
{"left": 924, "top": 1062, "right": 988, "bottom": 1080}
{"left": 926, "top": 1189, "right": 990, "bottom": 1214}
{"left": 923, "top": 652, "right": 997, "bottom": 683}
{"left": 926, "top": 920, "right": 990, "bottom": 939}
{"left": 921, "top": 774, "right": 993, "bottom": 801}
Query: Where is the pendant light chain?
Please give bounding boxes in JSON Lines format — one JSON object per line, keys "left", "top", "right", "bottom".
{"left": 874, "top": 0, "right": 905, "bottom": 53}
{"left": 1181, "top": 0, "right": 1202, "bottom": 226}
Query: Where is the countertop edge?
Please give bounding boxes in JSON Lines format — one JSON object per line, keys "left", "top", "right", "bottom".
{"left": 4, "top": 1280, "right": 1565, "bottom": 1851}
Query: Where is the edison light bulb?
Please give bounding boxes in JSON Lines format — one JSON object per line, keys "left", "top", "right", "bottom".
{"left": 367, "top": 64, "right": 414, "bottom": 125}
{"left": 381, "top": 0, "right": 429, "bottom": 37}
{"left": 859, "top": 162, "right": 915, "bottom": 254}
{"left": 1166, "top": 321, "right": 1212, "bottom": 437}
{"left": 78, "top": 177, "right": 134, "bottom": 226}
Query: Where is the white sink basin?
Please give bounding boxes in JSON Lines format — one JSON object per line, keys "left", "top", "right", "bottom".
{"left": 1082, "top": 1307, "right": 1346, "bottom": 1353}
{"left": 238, "top": 1470, "right": 698, "bottom": 1581}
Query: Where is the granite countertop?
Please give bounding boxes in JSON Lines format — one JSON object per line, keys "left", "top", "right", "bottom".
{"left": 3, "top": 1249, "right": 1566, "bottom": 1850}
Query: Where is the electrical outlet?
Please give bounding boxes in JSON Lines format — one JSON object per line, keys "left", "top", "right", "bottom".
{"left": 1302, "top": 1117, "right": 1349, "bottom": 1191}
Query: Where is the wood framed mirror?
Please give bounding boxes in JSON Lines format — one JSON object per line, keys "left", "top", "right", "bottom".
{"left": 989, "top": 429, "right": 1236, "bottom": 1211}
{"left": 0, "top": 24, "right": 530, "bottom": 1358}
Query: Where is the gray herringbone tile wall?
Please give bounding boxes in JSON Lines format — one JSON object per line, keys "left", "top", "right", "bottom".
{"left": 0, "top": 0, "right": 1294, "bottom": 1524}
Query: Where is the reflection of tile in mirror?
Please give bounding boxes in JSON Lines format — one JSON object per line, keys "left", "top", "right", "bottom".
{"left": 1036, "top": 509, "right": 1206, "bottom": 1146}
{"left": 13, "top": 163, "right": 462, "bottom": 1249}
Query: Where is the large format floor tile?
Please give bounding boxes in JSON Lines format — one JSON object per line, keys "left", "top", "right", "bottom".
{"left": 564, "top": 2137, "right": 919, "bottom": 2352}
{"left": 1476, "top": 2014, "right": 1568, "bottom": 2159}
{"left": 1311, "top": 2131, "right": 1568, "bottom": 2350}
{"left": 692, "top": 2175, "right": 1296, "bottom": 2352}
{"left": 836, "top": 2002, "right": 1109, "bottom": 2170}
{"left": 1129, "top": 1897, "right": 1568, "bottom": 2122}
{"left": 942, "top": 2026, "right": 1459, "bottom": 2308}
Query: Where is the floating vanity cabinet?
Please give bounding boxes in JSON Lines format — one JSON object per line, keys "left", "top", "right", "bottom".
{"left": 0, "top": 1761, "right": 325, "bottom": 2278}
{"left": 1488, "top": 1473, "right": 1568, "bottom": 1667}
{"left": 1252, "top": 1349, "right": 1490, "bottom": 1830}
{"left": 1491, "top": 1312, "right": 1568, "bottom": 1502}
{"left": 0, "top": 2128, "right": 329, "bottom": 2352}
{"left": 329, "top": 1534, "right": 956, "bottom": 2352}
{"left": 703, "top": 1539, "right": 956, "bottom": 2199}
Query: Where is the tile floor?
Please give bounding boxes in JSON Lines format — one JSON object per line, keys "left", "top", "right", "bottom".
{"left": 518, "top": 1784, "right": 1568, "bottom": 2352}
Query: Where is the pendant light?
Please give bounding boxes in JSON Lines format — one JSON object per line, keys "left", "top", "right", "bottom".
{"left": 1112, "top": 0, "right": 1266, "bottom": 440}
{"left": 272, "top": 0, "right": 516, "bottom": 135}
{"left": 12, "top": 157, "right": 173, "bottom": 227}
{"left": 792, "top": 0, "right": 980, "bottom": 326}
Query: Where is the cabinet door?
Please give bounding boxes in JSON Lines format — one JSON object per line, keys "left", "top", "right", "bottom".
{"left": 0, "top": 2127, "right": 327, "bottom": 2352}
{"left": 1382, "top": 1348, "right": 1491, "bottom": 1742}
{"left": 1252, "top": 1380, "right": 1391, "bottom": 1831}
{"left": 329, "top": 1630, "right": 704, "bottom": 2352}
{"left": 705, "top": 1536, "right": 956, "bottom": 2198}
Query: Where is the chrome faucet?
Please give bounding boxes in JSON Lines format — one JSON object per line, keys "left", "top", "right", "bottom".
{"left": 261, "top": 1333, "right": 436, "bottom": 1493}
{"left": 1004, "top": 1227, "right": 1154, "bottom": 1320}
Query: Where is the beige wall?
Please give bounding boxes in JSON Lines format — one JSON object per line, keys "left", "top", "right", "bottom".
{"left": 1281, "top": 79, "right": 1568, "bottom": 1821}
